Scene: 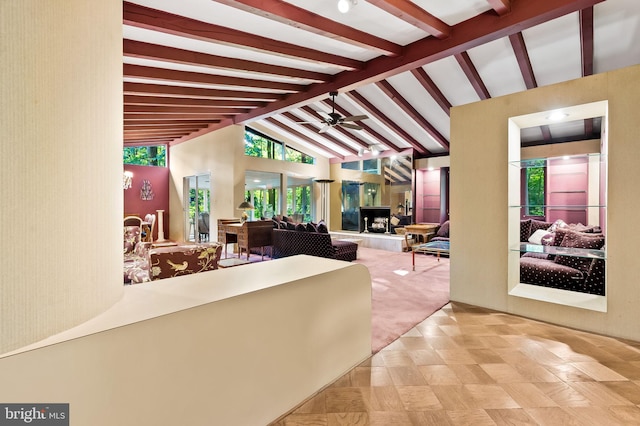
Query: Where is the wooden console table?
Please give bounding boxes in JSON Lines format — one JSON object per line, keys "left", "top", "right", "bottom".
{"left": 217, "top": 219, "right": 273, "bottom": 260}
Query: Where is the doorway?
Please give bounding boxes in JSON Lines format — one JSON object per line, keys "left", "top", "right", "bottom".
{"left": 183, "top": 174, "right": 211, "bottom": 242}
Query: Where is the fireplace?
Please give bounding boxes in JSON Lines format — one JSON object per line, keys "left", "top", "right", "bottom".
{"left": 359, "top": 207, "right": 391, "bottom": 233}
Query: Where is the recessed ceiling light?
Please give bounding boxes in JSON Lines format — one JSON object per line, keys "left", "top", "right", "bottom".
{"left": 337, "top": 0, "right": 356, "bottom": 13}
{"left": 547, "top": 110, "right": 568, "bottom": 121}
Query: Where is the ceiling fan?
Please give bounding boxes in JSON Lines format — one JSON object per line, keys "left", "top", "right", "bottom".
{"left": 301, "top": 91, "right": 368, "bottom": 133}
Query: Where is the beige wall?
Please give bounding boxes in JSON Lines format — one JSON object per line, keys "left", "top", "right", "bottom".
{"left": 450, "top": 64, "right": 640, "bottom": 341}
{"left": 169, "top": 125, "right": 329, "bottom": 240}
{"left": 0, "top": 0, "right": 123, "bottom": 354}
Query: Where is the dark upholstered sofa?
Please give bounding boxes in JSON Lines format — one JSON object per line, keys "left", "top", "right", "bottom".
{"left": 272, "top": 228, "right": 358, "bottom": 261}
{"left": 519, "top": 219, "right": 605, "bottom": 295}
{"left": 430, "top": 220, "right": 450, "bottom": 243}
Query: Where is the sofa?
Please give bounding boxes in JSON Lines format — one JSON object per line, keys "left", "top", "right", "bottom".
{"left": 272, "top": 227, "right": 358, "bottom": 261}
{"left": 123, "top": 225, "right": 223, "bottom": 283}
{"left": 430, "top": 220, "right": 450, "bottom": 243}
{"left": 519, "top": 219, "right": 605, "bottom": 295}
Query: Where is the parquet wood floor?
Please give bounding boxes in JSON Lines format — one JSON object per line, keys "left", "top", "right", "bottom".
{"left": 271, "top": 302, "right": 640, "bottom": 425}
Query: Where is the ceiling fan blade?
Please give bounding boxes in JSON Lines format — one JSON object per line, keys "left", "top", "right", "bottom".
{"left": 342, "top": 114, "right": 368, "bottom": 122}
{"left": 340, "top": 123, "right": 363, "bottom": 130}
{"left": 319, "top": 124, "right": 331, "bottom": 133}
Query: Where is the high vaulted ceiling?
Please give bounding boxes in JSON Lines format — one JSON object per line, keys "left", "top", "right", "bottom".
{"left": 123, "top": 0, "right": 640, "bottom": 160}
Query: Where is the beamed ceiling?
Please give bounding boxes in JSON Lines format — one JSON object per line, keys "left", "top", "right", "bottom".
{"left": 123, "top": 0, "right": 640, "bottom": 160}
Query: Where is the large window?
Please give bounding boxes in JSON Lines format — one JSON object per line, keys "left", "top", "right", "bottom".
{"left": 245, "top": 128, "right": 314, "bottom": 164}
{"left": 525, "top": 159, "right": 545, "bottom": 217}
{"left": 123, "top": 145, "right": 166, "bottom": 167}
{"left": 287, "top": 177, "right": 313, "bottom": 222}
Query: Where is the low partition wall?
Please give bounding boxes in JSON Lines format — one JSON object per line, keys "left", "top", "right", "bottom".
{"left": 0, "top": 256, "right": 372, "bottom": 426}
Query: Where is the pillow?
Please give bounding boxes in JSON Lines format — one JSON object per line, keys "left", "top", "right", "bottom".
{"left": 390, "top": 216, "right": 400, "bottom": 226}
{"left": 520, "top": 219, "right": 532, "bottom": 242}
{"left": 286, "top": 221, "right": 296, "bottom": 231}
{"left": 554, "top": 231, "right": 605, "bottom": 273}
{"left": 295, "top": 223, "right": 306, "bottom": 232}
{"left": 306, "top": 222, "right": 318, "bottom": 232}
{"left": 529, "top": 219, "right": 553, "bottom": 235}
{"left": 548, "top": 219, "right": 568, "bottom": 232}
{"left": 436, "top": 221, "right": 450, "bottom": 238}
{"left": 528, "top": 229, "right": 554, "bottom": 245}
{"left": 317, "top": 222, "right": 328, "bottom": 233}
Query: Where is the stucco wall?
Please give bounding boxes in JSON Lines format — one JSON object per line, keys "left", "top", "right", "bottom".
{"left": 450, "top": 64, "right": 640, "bottom": 341}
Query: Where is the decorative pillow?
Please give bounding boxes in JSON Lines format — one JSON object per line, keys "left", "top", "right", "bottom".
{"left": 529, "top": 219, "right": 553, "bottom": 235}
{"left": 306, "top": 222, "right": 318, "bottom": 232}
{"left": 436, "top": 220, "right": 450, "bottom": 238}
{"left": 295, "top": 223, "right": 307, "bottom": 232}
{"left": 317, "top": 221, "right": 328, "bottom": 233}
{"left": 554, "top": 231, "right": 605, "bottom": 273}
{"left": 279, "top": 221, "right": 288, "bottom": 229}
{"left": 272, "top": 219, "right": 281, "bottom": 229}
{"left": 528, "top": 229, "right": 554, "bottom": 245}
{"left": 390, "top": 216, "right": 400, "bottom": 226}
{"left": 520, "top": 219, "right": 532, "bottom": 242}
{"left": 286, "top": 221, "right": 296, "bottom": 231}
{"left": 549, "top": 219, "right": 568, "bottom": 232}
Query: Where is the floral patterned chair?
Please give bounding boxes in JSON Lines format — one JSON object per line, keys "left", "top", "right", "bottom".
{"left": 123, "top": 225, "right": 151, "bottom": 284}
{"left": 148, "top": 243, "right": 223, "bottom": 281}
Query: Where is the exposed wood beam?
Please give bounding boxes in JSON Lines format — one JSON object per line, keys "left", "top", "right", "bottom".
{"left": 125, "top": 113, "right": 229, "bottom": 120}
{"left": 346, "top": 91, "right": 429, "bottom": 156}
{"left": 124, "top": 120, "right": 218, "bottom": 126}
{"left": 124, "top": 105, "right": 247, "bottom": 115}
{"left": 366, "top": 0, "right": 451, "bottom": 39}
{"left": 383, "top": 166, "right": 406, "bottom": 183}
{"left": 540, "top": 125, "right": 552, "bottom": 141}
{"left": 123, "top": 1, "right": 363, "bottom": 70}
{"left": 580, "top": 7, "right": 594, "bottom": 76}
{"left": 584, "top": 118, "right": 594, "bottom": 137}
{"left": 298, "top": 106, "right": 371, "bottom": 151}
{"left": 213, "top": 0, "right": 401, "bottom": 56}
{"left": 410, "top": 67, "right": 451, "bottom": 116}
{"left": 123, "top": 39, "right": 330, "bottom": 83}
{"left": 509, "top": 32, "right": 537, "bottom": 89}
{"left": 124, "top": 82, "right": 282, "bottom": 102}
{"left": 315, "top": 102, "right": 404, "bottom": 153}
{"left": 375, "top": 80, "right": 449, "bottom": 150}
{"left": 487, "top": 0, "right": 511, "bottom": 16}
{"left": 263, "top": 118, "right": 345, "bottom": 159}
{"left": 454, "top": 52, "right": 491, "bottom": 100}
{"left": 219, "top": 0, "right": 603, "bottom": 127}
{"left": 124, "top": 64, "right": 305, "bottom": 93}
{"left": 281, "top": 112, "right": 359, "bottom": 156}
{"left": 124, "top": 95, "right": 260, "bottom": 108}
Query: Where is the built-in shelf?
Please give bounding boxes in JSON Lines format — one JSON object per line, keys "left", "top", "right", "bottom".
{"left": 512, "top": 243, "right": 606, "bottom": 259}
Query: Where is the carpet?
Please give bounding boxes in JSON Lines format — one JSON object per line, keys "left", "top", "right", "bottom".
{"left": 237, "top": 245, "right": 450, "bottom": 353}
{"left": 354, "top": 246, "right": 450, "bottom": 353}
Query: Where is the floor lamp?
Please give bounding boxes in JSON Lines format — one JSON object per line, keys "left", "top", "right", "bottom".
{"left": 314, "top": 179, "right": 334, "bottom": 226}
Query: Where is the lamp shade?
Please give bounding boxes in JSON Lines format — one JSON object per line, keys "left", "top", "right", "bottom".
{"left": 237, "top": 201, "right": 254, "bottom": 210}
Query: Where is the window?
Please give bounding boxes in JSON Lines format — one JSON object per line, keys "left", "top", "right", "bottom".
{"left": 525, "top": 160, "right": 545, "bottom": 216}
{"left": 341, "top": 161, "right": 360, "bottom": 170}
{"left": 363, "top": 158, "right": 380, "bottom": 174}
{"left": 245, "top": 128, "right": 315, "bottom": 164}
{"left": 123, "top": 145, "right": 166, "bottom": 167}
{"left": 287, "top": 177, "right": 313, "bottom": 222}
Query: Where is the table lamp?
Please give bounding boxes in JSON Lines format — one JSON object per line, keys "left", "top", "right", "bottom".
{"left": 237, "top": 201, "right": 255, "bottom": 223}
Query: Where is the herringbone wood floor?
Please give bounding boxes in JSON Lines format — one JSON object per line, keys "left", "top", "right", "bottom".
{"left": 271, "top": 302, "right": 640, "bottom": 425}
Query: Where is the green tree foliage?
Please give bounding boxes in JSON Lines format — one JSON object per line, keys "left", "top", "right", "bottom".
{"left": 526, "top": 161, "right": 545, "bottom": 216}
{"left": 123, "top": 145, "right": 166, "bottom": 166}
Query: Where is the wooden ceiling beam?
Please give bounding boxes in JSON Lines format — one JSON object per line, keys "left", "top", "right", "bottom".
{"left": 125, "top": 113, "right": 229, "bottom": 120}
{"left": 580, "top": 6, "right": 595, "bottom": 76}
{"left": 123, "top": 1, "right": 362, "bottom": 70}
{"left": 124, "top": 64, "right": 305, "bottom": 93}
{"left": 263, "top": 118, "right": 346, "bottom": 159}
{"left": 213, "top": 0, "right": 401, "bottom": 56}
{"left": 486, "top": 0, "right": 511, "bottom": 16}
{"left": 366, "top": 0, "right": 451, "bottom": 39}
{"left": 454, "top": 52, "right": 491, "bottom": 100}
{"left": 410, "top": 67, "right": 451, "bottom": 116}
{"left": 124, "top": 39, "right": 330, "bottom": 83}
{"left": 123, "top": 82, "right": 282, "bottom": 102}
{"left": 124, "top": 105, "right": 249, "bottom": 115}
{"left": 219, "top": 0, "right": 603, "bottom": 126}
{"left": 375, "top": 80, "right": 449, "bottom": 150}
{"left": 124, "top": 95, "right": 260, "bottom": 108}
{"left": 509, "top": 32, "right": 537, "bottom": 89}
{"left": 124, "top": 120, "right": 217, "bottom": 126}
{"left": 345, "top": 91, "right": 429, "bottom": 155}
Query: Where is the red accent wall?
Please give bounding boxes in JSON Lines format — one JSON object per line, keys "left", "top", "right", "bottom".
{"left": 123, "top": 165, "right": 170, "bottom": 240}
{"left": 415, "top": 169, "right": 441, "bottom": 223}
{"left": 546, "top": 157, "right": 589, "bottom": 225}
